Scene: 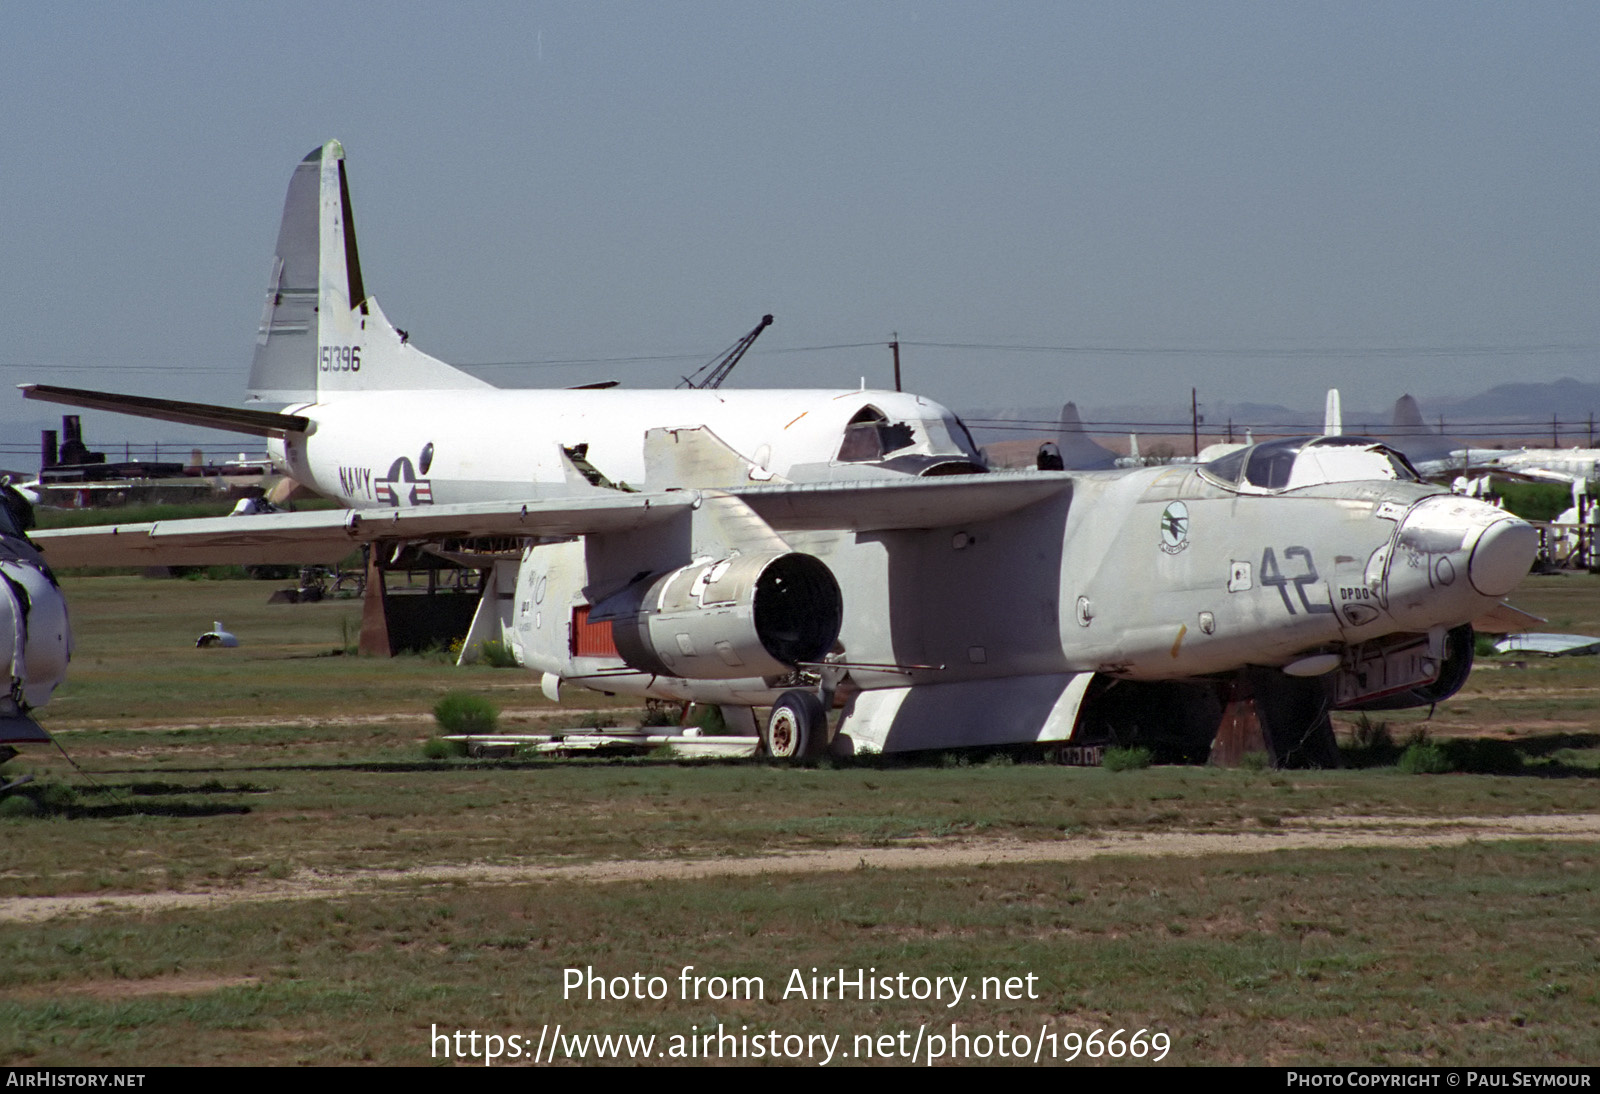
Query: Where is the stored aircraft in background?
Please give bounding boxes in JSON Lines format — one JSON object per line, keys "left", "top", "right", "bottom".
{"left": 1371, "top": 394, "right": 1600, "bottom": 488}
{"left": 22, "top": 142, "right": 1540, "bottom": 765}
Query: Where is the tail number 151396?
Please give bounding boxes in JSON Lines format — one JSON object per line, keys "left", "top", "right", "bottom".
{"left": 319, "top": 345, "right": 361, "bottom": 372}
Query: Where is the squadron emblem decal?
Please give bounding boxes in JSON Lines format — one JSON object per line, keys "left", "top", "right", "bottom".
{"left": 374, "top": 454, "right": 434, "bottom": 507}
{"left": 1160, "top": 501, "right": 1190, "bottom": 555}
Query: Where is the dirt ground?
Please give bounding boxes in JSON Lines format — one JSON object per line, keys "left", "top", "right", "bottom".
{"left": 5, "top": 811, "right": 1595, "bottom": 925}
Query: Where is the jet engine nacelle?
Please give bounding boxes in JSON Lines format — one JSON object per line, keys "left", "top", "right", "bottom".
{"left": 598, "top": 551, "right": 842, "bottom": 680}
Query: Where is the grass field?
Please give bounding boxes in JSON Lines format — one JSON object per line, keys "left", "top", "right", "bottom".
{"left": 1, "top": 572, "right": 1597, "bottom": 1066}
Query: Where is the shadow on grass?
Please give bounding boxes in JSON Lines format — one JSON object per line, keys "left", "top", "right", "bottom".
{"left": 1512, "top": 732, "right": 1600, "bottom": 758}
{"left": 1, "top": 779, "right": 259, "bottom": 820}
{"left": 63, "top": 801, "right": 253, "bottom": 819}
{"left": 77, "top": 780, "right": 274, "bottom": 797}
{"left": 1341, "top": 730, "right": 1600, "bottom": 779}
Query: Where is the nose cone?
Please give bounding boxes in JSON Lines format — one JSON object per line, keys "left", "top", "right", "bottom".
{"left": 1384, "top": 497, "right": 1538, "bottom": 631}
{"left": 1469, "top": 517, "right": 1539, "bottom": 597}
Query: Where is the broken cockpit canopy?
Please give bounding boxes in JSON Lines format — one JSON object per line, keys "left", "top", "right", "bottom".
{"left": 1199, "top": 436, "right": 1422, "bottom": 494}
{"left": 835, "top": 405, "right": 988, "bottom": 476}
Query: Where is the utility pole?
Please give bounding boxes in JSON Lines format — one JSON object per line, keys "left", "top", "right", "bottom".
{"left": 890, "top": 334, "right": 901, "bottom": 392}
{"left": 1191, "top": 388, "right": 1201, "bottom": 457}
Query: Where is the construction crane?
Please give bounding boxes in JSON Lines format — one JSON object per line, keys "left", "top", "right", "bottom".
{"left": 678, "top": 314, "right": 774, "bottom": 390}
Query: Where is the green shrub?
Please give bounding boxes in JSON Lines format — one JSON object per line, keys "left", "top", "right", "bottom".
{"left": 432, "top": 692, "right": 499, "bottom": 734}
{"left": 0, "top": 793, "right": 40, "bottom": 818}
{"left": 479, "top": 640, "right": 520, "bottom": 668}
{"left": 692, "top": 705, "right": 726, "bottom": 735}
{"left": 639, "top": 704, "right": 680, "bottom": 728}
{"left": 1398, "top": 741, "right": 1454, "bottom": 774}
{"left": 1102, "top": 745, "right": 1153, "bottom": 771}
{"left": 421, "top": 737, "right": 469, "bottom": 759}
{"left": 0, "top": 779, "right": 79, "bottom": 817}
{"left": 1497, "top": 481, "right": 1583, "bottom": 523}
{"left": 1341, "top": 715, "right": 1400, "bottom": 768}
{"left": 33, "top": 781, "right": 80, "bottom": 811}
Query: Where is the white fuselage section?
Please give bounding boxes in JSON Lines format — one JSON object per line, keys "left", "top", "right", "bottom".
{"left": 273, "top": 388, "right": 981, "bottom": 506}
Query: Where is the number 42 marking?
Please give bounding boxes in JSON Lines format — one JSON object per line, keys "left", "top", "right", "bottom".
{"left": 1261, "top": 546, "right": 1334, "bottom": 616}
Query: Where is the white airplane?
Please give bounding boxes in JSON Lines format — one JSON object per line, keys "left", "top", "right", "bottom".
{"left": 24, "top": 141, "right": 987, "bottom": 511}
{"left": 20, "top": 142, "right": 1542, "bottom": 766}
{"left": 1471, "top": 446, "right": 1600, "bottom": 486}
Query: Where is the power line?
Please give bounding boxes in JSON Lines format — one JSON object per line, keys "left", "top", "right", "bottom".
{"left": 902, "top": 340, "right": 1600, "bottom": 359}
{"left": 2, "top": 337, "right": 1592, "bottom": 375}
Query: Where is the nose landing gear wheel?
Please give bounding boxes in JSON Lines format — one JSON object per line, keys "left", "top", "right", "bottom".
{"left": 763, "top": 690, "right": 827, "bottom": 760}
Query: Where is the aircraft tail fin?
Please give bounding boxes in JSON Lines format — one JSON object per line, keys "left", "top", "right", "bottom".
{"left": 1323, "top": 389, "right": 1342, "bottom": 436}
{"left": 1054, "top": 402, "right": 1119, "bottom": 469}
{"left": 249, "top": 141, "right": 492, "bottom": 403}
{"left": 1390, "top": 394, "right": 1431, "bottom": 435}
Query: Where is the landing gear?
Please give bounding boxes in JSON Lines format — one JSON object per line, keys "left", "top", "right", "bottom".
{"left": 763, "top": 690, "right": 828, "bottom": 760}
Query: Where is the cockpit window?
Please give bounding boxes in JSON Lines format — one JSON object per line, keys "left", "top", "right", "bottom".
{"left": 1201, "top": 436, "right": 1421, "bottom": 493}
{"left": 1244, "top": 439, "right": 1302, "bottom": 489}
{"left": 1201, "top": 446, "right": 1248, "bottom": 485}
{"left": 838, "top": 406, "right": 917, "bottom": 462}
{"left": 948, "top": 415, "right": 980, "bottom": 458}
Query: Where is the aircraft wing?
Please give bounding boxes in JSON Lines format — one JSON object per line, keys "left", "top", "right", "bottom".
{"left": 30, "top": 474, "right": 1071, "bottom": 569}
{"left": 732, "top": 472, "right": 1071, "bottom": 531}
{"left": 29, "top": 495, "right": 695, "bottom": 568}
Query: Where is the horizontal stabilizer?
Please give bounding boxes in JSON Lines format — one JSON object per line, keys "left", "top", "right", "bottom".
{"left": 20, "top": 384, "right": 310, "bottom": 438}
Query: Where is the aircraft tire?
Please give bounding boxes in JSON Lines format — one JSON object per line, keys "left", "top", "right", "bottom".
{"left": 764, "top": 690, "right": 827, "bottom": 760}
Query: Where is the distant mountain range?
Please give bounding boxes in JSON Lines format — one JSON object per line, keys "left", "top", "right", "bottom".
{"left": 964, "top": 377, "right": 1600, "bottom": 446}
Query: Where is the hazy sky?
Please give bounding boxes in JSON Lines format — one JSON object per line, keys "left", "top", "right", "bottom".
{"left": 3, "top": 2, "right": 1596, "bottom": 450}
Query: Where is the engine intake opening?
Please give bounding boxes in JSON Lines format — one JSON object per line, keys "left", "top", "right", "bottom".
{"left": 754, "top": 552, "right": 842, "bottom": 666}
